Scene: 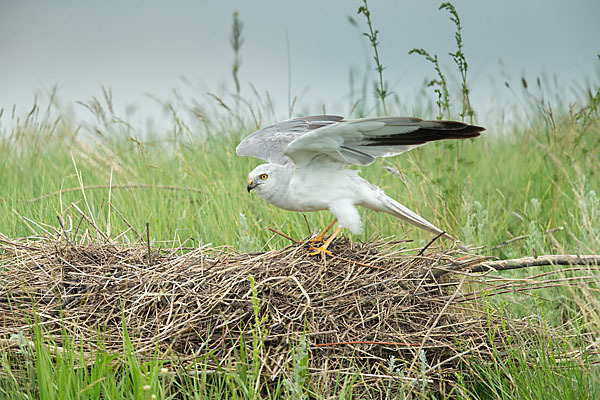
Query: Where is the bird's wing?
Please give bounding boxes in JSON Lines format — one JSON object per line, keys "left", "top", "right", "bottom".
{"left": 284, "top": 116, "right": 485, "bottom": 167}
{"left": 235, "top": 115, "right": 344, "bottom": 165}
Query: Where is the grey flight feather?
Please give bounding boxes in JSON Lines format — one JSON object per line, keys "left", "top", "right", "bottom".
{"left": 235, "top": 115, "right": 344, "bottom": 165}
{"left": 236, "top": 115, "right": 483, "bottom": 167}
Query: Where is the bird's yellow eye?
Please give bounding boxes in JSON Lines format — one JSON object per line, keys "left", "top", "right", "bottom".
{"left": 260, "top": 173, "right": 268, "bottom": 180}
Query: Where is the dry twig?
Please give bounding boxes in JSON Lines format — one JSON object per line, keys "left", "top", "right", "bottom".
{"left": 0, "top": 222, "right": 596, "bottom": 392}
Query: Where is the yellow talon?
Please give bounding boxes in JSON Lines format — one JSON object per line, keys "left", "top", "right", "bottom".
{"left": 308, "top": 218, "right": 338, "bottom": 246}
{"left": 307, "top": 226, "right": 342, "bottom": 260}
{"left": 308, "top": 245, "right": 333, "bottom": 258}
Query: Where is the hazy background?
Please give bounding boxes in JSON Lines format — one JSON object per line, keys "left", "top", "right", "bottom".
{"left": 1, "top": 0, "right": 599, "bottom": 128}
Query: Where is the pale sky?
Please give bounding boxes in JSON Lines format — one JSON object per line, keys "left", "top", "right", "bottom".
{"left": 1, "top": 0, "right": 599, "bottom": 127}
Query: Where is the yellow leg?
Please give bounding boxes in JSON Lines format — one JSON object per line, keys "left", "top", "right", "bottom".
{"left": 309, "top": 218, "right": 338, "bottom": 244}
{"left": 308, "top": 227, "right": 342, "bottom": 259}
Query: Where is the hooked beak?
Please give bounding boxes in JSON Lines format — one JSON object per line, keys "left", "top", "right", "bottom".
{"left": 247, "top": 179, "right": 255, "bottom": 192}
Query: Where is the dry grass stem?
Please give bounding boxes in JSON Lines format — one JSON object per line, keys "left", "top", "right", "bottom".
{"left": 0, "top": 216, "right": 597, "bottom": 387}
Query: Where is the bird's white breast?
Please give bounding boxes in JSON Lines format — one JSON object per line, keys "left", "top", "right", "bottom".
{"left": 278, "top": 167, "right": 364, "bottom": 212}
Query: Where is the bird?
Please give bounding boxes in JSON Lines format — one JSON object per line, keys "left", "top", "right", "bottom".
{"left": 236, "top": 115, "right": 485, "bottom": 257}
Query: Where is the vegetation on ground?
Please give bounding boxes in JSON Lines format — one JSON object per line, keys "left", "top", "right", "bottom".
{"left": 1, "top": 2, "right": 599, "bottom": 398}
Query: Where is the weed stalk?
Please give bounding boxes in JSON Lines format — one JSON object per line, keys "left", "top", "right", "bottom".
{"left": 408, "top": 48, "right": 450, "bottom": 120}
{"left": 231, "top": 11, "right": 244, "bottom": 115}
{"left": 357, "top": 0, "right": 390, "bottom": 114}
{"left": 440, "top": 2, "right": 474, "bottom": 123}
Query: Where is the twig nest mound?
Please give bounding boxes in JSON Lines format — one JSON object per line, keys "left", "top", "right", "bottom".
{"left": 1, "top": 236, "right": 515, "bottom": 383}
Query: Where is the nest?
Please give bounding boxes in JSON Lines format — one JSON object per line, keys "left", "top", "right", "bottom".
{"left": 1, "top": 229, "right": 594, "bottom": 391}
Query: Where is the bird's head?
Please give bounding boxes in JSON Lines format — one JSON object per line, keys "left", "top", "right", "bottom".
{"left": 246, "top": 163, "right": 287, "bottom": 200}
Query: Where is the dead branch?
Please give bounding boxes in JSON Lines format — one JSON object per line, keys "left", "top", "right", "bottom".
{"left": 470, "top": 254, "right": 600, "bottom": 273}
{"left": 433, "top": 254, "right": 600, "bottom": 277}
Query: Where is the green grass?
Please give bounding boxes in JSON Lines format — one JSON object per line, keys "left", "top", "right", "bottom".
{"left": 1, "top": 99, "right": 598, "bottom": 256}
{"left": 0, "top": 91, "right": 599, "bottom": 398}
{"left": 1, "top": 3, "right": 599, "bottom": 396}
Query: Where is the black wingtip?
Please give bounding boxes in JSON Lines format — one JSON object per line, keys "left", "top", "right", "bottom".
{"left": 363, "top": 121, "right": 486, "bottom": 147}
{"left": 451, "top": 123, "right": 486, "bottom": 139}
{"left": 464, "top": 123, "right": 486, "bottom": 133}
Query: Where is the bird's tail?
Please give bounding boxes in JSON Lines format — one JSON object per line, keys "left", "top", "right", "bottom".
{"left": 377, "top": 191, "right": 456, "bottom": 242}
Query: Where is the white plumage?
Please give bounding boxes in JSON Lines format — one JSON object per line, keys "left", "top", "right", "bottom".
{"left": 237, "top": 115, "right": 484, "bottom": 247}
